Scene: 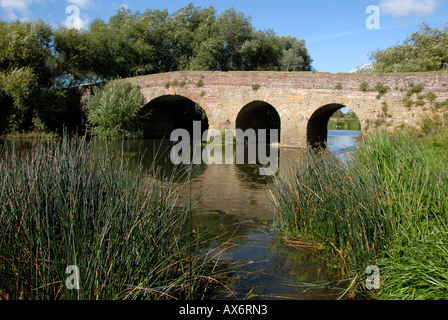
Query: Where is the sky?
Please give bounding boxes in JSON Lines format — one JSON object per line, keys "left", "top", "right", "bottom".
{"left": 1, "top": 0, "right": 447, "bottom": 73}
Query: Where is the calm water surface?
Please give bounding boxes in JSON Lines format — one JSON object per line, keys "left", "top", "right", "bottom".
{"left": 2, "top": 130, "right": 360, "bottom": 300}
{"left": 114, "top": 130, "right": 361, "bottom": 299}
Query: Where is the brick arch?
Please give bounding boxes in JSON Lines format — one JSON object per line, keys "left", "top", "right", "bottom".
{"left": 141, "top": 90, "right": 213, "bottom": 123}
{"left": 140, "top": 93, "right": 211, "bottom": 139}
{"left": 235, "top": 100, "right": 281, "bottom": 143}
{"left": 307, "top": 103, "right": 362, "bottom": 148}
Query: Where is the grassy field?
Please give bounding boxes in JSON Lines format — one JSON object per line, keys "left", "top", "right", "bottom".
{"left": 0, "top": 135, "right": 228, "bottom": 300}
{"left": 270, "top": 124, "right": 448, "bottom": 299}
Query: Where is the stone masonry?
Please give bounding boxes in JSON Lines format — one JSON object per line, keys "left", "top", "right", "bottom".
{"left": 124, "top": 70, "right": 448, "bottom": 148}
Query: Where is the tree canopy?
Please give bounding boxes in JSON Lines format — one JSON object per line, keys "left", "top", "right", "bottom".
{"left": 369, "top": 23, "right": 448, "bottom": 73}
{"left": 0, "top": 3, "right": 313, "bottom": 134}
{"left": 54, "top": 3, "right": 313, "bottom": 83}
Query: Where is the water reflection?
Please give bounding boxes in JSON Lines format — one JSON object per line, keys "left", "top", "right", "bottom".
{"left": 327, "top": 130, "right": 360, "bottom": 154}
{"left": 0, "top": 131, "right": 358, "bottom": 300}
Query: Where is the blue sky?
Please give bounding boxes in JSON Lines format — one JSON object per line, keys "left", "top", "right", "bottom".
{"left": 1, "top": 0, "right": 447, "bottom": 73}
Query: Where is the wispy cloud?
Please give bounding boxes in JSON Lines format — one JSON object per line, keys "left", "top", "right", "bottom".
{"left": 306, "top": 28, "right": 367, "bottom": 43}
{"left": 67, "top": 0, "right": 90, "bottom": 9}
{"left": 0, "top": 0, "right": 48, "bottom": 20}
{"left": 65, "top": 4, "right": 90, "bottom": 30}
{"left": 379, "top": 0, "right": 441, "bottom": 17}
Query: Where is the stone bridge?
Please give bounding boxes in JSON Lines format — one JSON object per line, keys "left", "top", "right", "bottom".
{"left": 123, "top": 71, "right": 448, "bottom": 148}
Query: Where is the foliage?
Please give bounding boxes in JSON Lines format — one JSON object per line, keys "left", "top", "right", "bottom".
{"left": 0, "top": 20, "right": 54, "bottom": 132}
{"left": 369, "top": 22, "right": 448, "bottom": 73}
{"left": 359, "top": 81, "right": 370, "bottom": 92}
{"left": 278, "top": 36, "right": 313, "bottom": 72}
{"left": 375, "top": 83, "right": 390, "bottom": 99}
{"left": 0, "top": 3, "right": 313, "bottom": 135}
{"left": 0, "top": 135, "right": 223, "bottom": 299}
{"left": 0, "top": 20, "right": 86, "bottom": 134}
{"left": 271, "top": 128, "right": 448, "bottom": 299}
{"left": 54, "top": 4, "right": 312, "bottom": 79}
{"left": 86, "top": 79, "right": 145, "bottom": 139}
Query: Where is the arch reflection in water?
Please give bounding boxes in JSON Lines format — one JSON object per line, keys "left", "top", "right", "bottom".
{"left": 87, "top": 132, "right": 358, "bottom": 299}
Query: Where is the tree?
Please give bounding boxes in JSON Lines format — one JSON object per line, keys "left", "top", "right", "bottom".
{"left": 0, "top": 20, "right": 56, "bottom": 132}
{"left": 369, "top": 22, "right": 448, "bottom": 73}
{"left": 215, "top": 7, "right": 254, "bottom": 71}
{"left": 86, "top": 79, "right": 145, "bottom": 139}
{"left": 241, "top": 30, "right": 283, "bottom": 71}
{"left": 278, "top": 36, "right": 313, "bottom": 71}
{"left": 0, "top": 4, "right": 314, "bottom": 135}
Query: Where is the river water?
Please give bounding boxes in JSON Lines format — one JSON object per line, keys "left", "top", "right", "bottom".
{"left": 2, "top": 129, "right": 360, "bottom": 300}
{"left": 118, "top": 130, "right": 361, "bottom": 300}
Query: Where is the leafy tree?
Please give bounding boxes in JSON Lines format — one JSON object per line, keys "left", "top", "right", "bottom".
{"left": 0, "top": 20, "right": 56, "bottom": 132}
{"left": 78, "top": 3, "right": 313, "bottom": 76}
{"left": 53, "top": 26, "right": 97, "bottom": 87}
{"left": 215, "top": 8, "right": 254, "bottom": 71}
{"left": 241, "top": 30, "right": 283, "bottom": 71}
{"left": 86, "top": 79, "right": 145, "bottom": 139}
{"left": 369, "top": 23, "right": 448, "bottom": 73}
{"left": 0, "top": 3, "right": 314, "bottom": 135}
{"left": 278, "top": 36, "right": 313, "bottom": 71}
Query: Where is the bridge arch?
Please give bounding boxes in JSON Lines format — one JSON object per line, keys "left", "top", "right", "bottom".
{"left": 141, "top": 94, "right": 209, "bottom": 139}
{"left": 307, "top": 103, "right": 361, "bottom": 148}
{"left": 235, "top": 100, "right": 281, "bottom": 143}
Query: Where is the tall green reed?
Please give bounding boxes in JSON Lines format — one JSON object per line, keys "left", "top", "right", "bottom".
{"left": 270, "top": 148, "right": 386, "bottom": 276}
{"left": 270, "top": 131, "right": 448, "bottom": 299}
{"left": 356, "top": 133, "right": 448, "bottom": 299}
{"left": 0, "top": 135, "right": 220, "bottom": 300}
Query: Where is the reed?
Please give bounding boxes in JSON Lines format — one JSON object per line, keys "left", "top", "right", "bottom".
{"left": 270, "top": 147, "right": 386, "bottom": 277}
{"left": 0, "top": 135, "right": 223, "bottom": 300}
{"left": 270, "top": 131, "right": 448, "bottom": 299}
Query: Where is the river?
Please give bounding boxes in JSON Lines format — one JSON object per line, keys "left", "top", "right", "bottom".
{"left": 111, "top": 129, "right": 361, "bottom": 299}
{"left": 2, "top": 129, "right": 360, "bottom": 300}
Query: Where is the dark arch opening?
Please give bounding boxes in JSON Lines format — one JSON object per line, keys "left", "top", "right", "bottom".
{"left": 307, "top": 104, "right": 360, "bottom": 149}
{"left": 235, "top": 101, "right": 281, "bottom": 143}
{"left": 141, "top": 95, "right": 209, "bottom": 139}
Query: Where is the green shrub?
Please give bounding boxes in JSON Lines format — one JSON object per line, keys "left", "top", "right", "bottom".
{"left": 87, "top": 79, "right": 145, "bottom": 139}
{"left": 406, "top": 84, "right": 424, "bottom": 97}
{"left": 334, "top": 83, "right": 343, "bottom": 90}
{"left": 375, "top": 83, "right": 390, "bottom": 99}
{"left": 360, "top": 81, "right": 370, "bottom": 92}
{"left": 195, "top": 79, "right": 204, "bottom": 88}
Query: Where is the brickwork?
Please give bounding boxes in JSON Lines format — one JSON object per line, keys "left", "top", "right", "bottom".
{"left": 122, "top": 71, "right": 448, "bottom": 147}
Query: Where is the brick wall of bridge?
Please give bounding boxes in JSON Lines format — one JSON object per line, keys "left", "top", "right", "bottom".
{"left": 123, "top": 71, "right": 448, "bottom": 147}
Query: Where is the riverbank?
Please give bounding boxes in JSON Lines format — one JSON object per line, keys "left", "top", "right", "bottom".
{"left": 0, "top": 131, "right": 60, "bottom": 140}
{"left": 270, "top": 122, "right": 448, "bottom": 299}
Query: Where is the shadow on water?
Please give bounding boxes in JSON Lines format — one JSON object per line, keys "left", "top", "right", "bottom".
{"left": 0, "top": 130, "right": 360, "bottom": 300}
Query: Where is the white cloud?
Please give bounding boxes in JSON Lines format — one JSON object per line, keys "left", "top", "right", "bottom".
{"left": 0, "top": 0, "right": 52, "bottom": 20}
{"left": 349, "top": 64, "right": 374, "bottom": 73}
{"left": 1, "top": 0, "right": 32, "bottom": 19}
{"left": 0, "top": 0, "right": 31, "bottom": 12}
{"left": 67, "top": 14, "right": 89, "bottom": 30}
{"left": 67, "top": 0, "right": 90, "bottom": 9}
{"left": 379, "top": 0, "right": 441, "bottom": 17}
{"left": 307, "top": 28, "right": 366, "bottom": 43}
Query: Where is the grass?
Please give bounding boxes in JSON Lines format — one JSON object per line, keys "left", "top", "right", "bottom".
{"left": 270, "top": 127, "right": 448, "bottom": 299}
{"left": 0, "top": 134, "right": 229, "bottom": 300}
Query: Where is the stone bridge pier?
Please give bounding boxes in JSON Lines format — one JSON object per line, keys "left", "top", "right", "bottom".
{"left": 126, "top": 71, "right": 448, "bottom": 148}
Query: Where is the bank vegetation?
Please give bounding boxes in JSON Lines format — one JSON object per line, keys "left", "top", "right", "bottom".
{"left": 271, "top": 112, "right": 448, "bottom": 299}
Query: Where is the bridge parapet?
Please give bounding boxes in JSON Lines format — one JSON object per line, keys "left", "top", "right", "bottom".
{"left": 113, "top": 71, "right": 448, "bottom": 147}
